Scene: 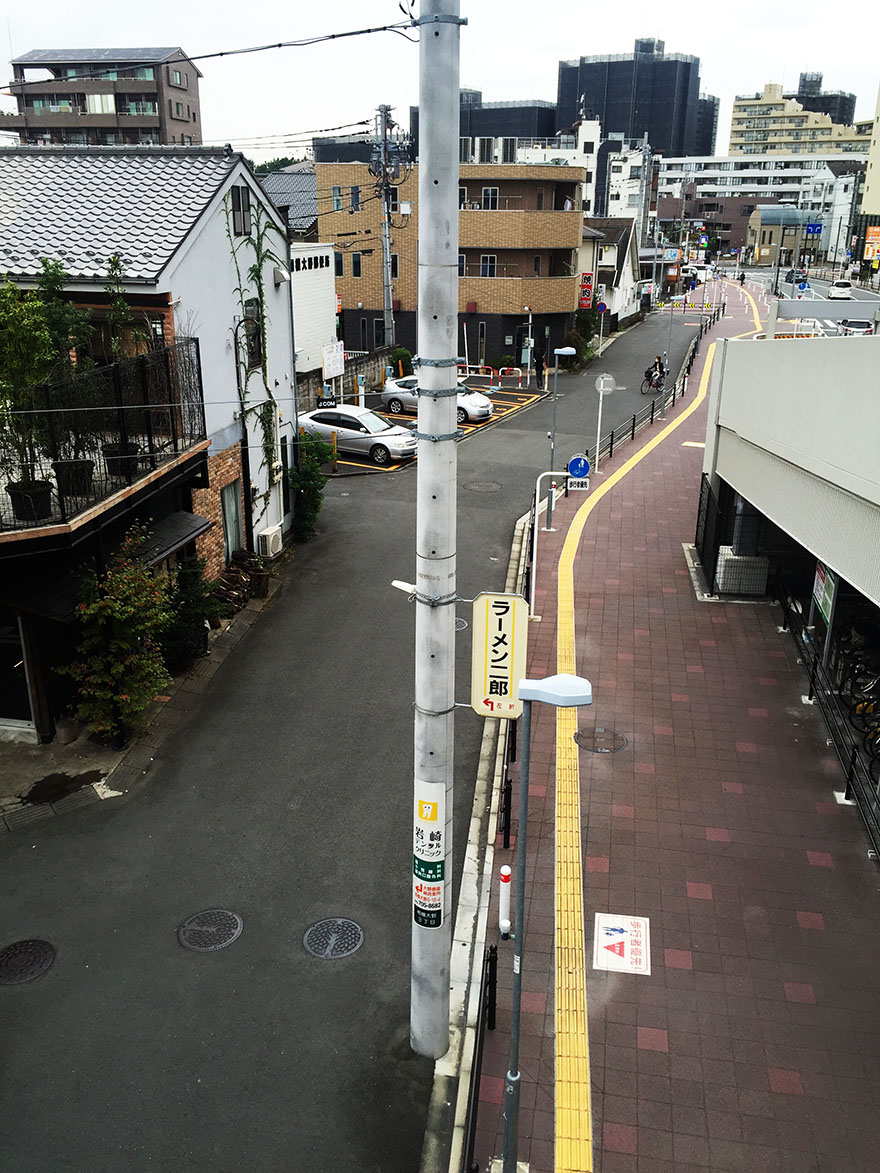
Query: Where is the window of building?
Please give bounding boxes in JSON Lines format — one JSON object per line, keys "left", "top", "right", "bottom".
{"left": 478, "top": 321, "right": 487, "bottom": 365}
{"left": 502, "top": 137, "right": 516, "bottom": 164}
{"left": 174, "top": 101, "right": 185, "bottom": 118}
{"left": 244, "top": 298, "right": 262, "bottom": 369}
{"left": 334, "top": 251, "right": 344, "bottom": 277}
{"left": 478, "top": 137, "right": 494, "bottom": 163}
{"left": 352, "top": 252, "right": 362, "bottom": 278}
{"left": 761, "top": 230, "right": 766, "bottom": 244}
{"left": 192, "top": 111, "right": 197, "bottom": 123}
{"left": 170, "top": 68, "right": 187, "bottom": 86}
{"left": 221, "top": 481, "right": 243, "bottom": 565}
{"left": 373, "top": 319, "right": 386, "bottom": 348}
{"left": 458, "top": 254, "right": 466, "bottom": 276}
{"left": 611, "top": 165, "right": 623, "bottom": 173}
{"left": 86, "top": 93, "right": 115, "bottom": 114}
{"left": 480, "top": 254, "right": 496, "bottom": 277}
{"left": 390, "top": 253, "right": 399, "bottom": 279}
{"left": 360, "top": 318, "right": 368, "bottom": 350}
{"left": 482, "top": 187, "right": 499, "bottom": 210}
{"left": 331, "top": 186, "right": 343, "bottom": 212}
{"left": 533, "top": 255, "right": 541, "bottom": 276}
{"left": 350, "top": 185, "right": 360, "bottom": 212}
{"left": 583, "top": 141, "right": 594, "bottom": 153}
{"left": 585, "top": 171, "right": 593, "bottom": 183}
{"left": 181, "top": 135, "right": 193, "bottom": 146}
{"left": 460, "top": 138, "right": 474, "bottom": 163}
{"left": 388, "top": 186, "right": 399, "bottom": 213}
{"left": 459, "top": 186, "right": 467, "bottom": 208}
{"left": 231, "top": 186, "right": 252, "bottom": 236}
{"left": 536, "top": 189, "right": 544, "bottom": 210}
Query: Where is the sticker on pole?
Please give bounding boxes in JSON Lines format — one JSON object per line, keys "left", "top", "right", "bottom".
{"left": 413, "top": 780, "right": 445, "bottom": 928}
{"left": 593, "top": 913, "right": 651, "bottom": 975}
{"left": 470, "top": 592, "right": 529, "bottom": 718}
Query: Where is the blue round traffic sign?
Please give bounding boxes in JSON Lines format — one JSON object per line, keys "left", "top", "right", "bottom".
{"left": 568, "top": 453, "right": 591, "bottom": 478}
{"left": 798, "top": 281, "right": 808, "bottom": 291}
{"left": 596, "top": 302, "right": 607, "bottom": 314}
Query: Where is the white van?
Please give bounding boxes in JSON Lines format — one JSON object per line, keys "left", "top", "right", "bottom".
{"left": 828, "top": 279, "right": 852, "bottom": 300}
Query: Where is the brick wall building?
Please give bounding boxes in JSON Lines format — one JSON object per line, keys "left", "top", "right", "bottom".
{"left": 317, "top": 161, "right": 585, "bottom": 366}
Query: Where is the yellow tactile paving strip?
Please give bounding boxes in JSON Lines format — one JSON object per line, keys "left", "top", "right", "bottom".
{"left": 551, "top": 288, "right": 763, "bottom": 1170}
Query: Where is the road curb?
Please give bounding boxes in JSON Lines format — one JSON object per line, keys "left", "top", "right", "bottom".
{"left": 419, "top": 508, "right": 531, "bottom": 1173}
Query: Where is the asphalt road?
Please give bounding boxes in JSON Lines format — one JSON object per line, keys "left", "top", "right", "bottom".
{"left": 0, "top": 310, "right": 698, "bottom": 1172}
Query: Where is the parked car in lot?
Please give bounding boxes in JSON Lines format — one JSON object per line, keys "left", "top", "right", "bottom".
{"left": 838, "top": 319, "right": 876, "bottom": 336}
{"left": 785, "top": 269, "right": 809, "bottom": 284}
{"left": 299, "top": 404, "right": 417, "bottom": 465}
{"left": 380, "top": 376, "right": 494, "bottom": 424}
{"left": 828, "top": 279, "right": 852, "bottom": 300}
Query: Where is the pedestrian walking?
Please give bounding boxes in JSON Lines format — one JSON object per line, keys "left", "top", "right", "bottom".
{"left": 739, "top": 272, "right": 745, "bottom": 287}
{"left": 534, "top": 349, "right": 546, "bottom": 390}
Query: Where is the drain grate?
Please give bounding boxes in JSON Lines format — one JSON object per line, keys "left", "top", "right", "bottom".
{"left": 455, "top": 617, "right": 468, "bottom": 631}
{"left": 0, "top": 939, "right": 56, "bottom": 985}
{"left": 177, "top": 909, "right": 243, "bottom": 953}
{"left": 464, "top": 481, "right": 501, "bottom": 493}
{"left": 304, "top": 918, "right": 364, "bottom": 959}
{"left": 575, "top": 727, "right": 628, "bottom": 754}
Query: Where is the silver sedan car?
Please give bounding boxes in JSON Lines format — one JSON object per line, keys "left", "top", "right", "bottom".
{"left": 380, "top": 376, "right": 493, "bottom": 425}
{"left": 299, "top": 404, "right": 417, "bottom": 465}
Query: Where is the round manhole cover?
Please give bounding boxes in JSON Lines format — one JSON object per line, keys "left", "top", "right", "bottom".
{"left": 0, "top": 939, "right": 56, "bottom": 985}
{"left": 455, "top": 617, "right": 468, "bottom": 631}
{"left": 177, "top": 909, "right": 243, "bottom": 953}
{"left": 574, "top": 727, "right": 628, "bottom": 754}
{"left": 304, "top": 918, "right": 364, "bottom": 959}
{"left": 465, "top": 481, "right": 501, "bottom": 493}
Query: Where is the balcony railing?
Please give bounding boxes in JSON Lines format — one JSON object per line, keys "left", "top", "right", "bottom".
{"left": 0, "top": 340, "right": 206, "bottom": 533}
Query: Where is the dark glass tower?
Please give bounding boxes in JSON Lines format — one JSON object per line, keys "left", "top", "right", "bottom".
{"left": 557, "top": 39, "right": 711, "bottom": 157}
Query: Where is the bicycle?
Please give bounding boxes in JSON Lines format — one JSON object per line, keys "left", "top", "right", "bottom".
{"left": 640, "top": 373, "right": 665, "bottom": 396}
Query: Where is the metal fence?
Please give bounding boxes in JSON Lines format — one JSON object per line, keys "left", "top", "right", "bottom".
{"left": 774, "top": 572, "right": 880, "bottom": 857}
{"left": 462, "top": 944, "right": 498, "bottom": 1173}
{"left": 1, "top": 339, "right": 206, "bottom": 531}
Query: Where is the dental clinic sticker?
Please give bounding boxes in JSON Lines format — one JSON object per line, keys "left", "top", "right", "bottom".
{"left": 593, "top": 913, "right": 651, "bottom": 975}
{"left": 413, "top": 780, "right": 445, "bottom": 928}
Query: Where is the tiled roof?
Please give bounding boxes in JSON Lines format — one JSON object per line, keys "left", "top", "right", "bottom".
{"left": 259, "top": 169, "right": 318, "bottom": 234}
{"left": 0, "top": 147, "right": 241, "bottom": 282}
{"left": 13, "top": 47, "right": 188, "bottom": 64}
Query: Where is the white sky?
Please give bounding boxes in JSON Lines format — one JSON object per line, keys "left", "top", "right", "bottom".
{"left": 2, "top": 1, "right": 878, "bottom": 161}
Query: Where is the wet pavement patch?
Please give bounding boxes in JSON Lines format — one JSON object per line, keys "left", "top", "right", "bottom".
{"left": 21, "top": 771, "right": 103, "bottom": 805}
{"left": 0, "top": 939, "right": 56, "bottom": 985}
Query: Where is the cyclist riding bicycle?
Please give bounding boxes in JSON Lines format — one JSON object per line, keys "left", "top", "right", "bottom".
{"left": 644, "top": 356, "right": 665, "bottom": 388}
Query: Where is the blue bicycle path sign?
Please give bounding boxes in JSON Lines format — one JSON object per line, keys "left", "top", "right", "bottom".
{"left": 568, "top": 453, "right": 591, "bottom": 479}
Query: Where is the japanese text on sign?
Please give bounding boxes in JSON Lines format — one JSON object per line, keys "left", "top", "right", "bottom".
{"left": 413, "top": 780, "right": 445, "bottom": 928}
{"left": 470, "top": 592, "right": 528, "bottom": 719}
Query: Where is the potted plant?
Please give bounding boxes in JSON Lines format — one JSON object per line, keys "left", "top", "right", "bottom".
{"left": 49, "top": 368, "right": 108, "bottom": 499}
{"left": 0, "top": 281, "right": 55, "bottom": 522}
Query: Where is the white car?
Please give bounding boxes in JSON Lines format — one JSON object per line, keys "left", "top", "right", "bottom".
{"left": 380, "top": 376, "right": 493, "bottom": 424}
{"left": 828, "top": 280, "right": 852, "bottom": 300}
{"left": 299, "top": 404, "right": 417, "bottom": 465}
{"left": 838, "top": 319, "right": 875, "bottom": 337}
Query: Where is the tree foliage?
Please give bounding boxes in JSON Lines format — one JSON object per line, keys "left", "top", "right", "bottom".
{"left": 289, "top": 433, "right": 335, "bottom": 541}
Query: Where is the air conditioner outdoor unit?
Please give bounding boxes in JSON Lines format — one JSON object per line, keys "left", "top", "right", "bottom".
{"left": 257, "top": 524, "right": 283, "bottom": 559}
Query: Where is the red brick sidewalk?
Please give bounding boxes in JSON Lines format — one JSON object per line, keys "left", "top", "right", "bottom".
{"left": 472, "top": 291, "right": 880, "bottom": 1172}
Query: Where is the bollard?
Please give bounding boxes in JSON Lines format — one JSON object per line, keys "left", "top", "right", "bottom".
{"left": 630, "top": 413, "right": 636, "bottom": 441}
{"left": 499, "top": 866, "right": 511, "bottom": 939}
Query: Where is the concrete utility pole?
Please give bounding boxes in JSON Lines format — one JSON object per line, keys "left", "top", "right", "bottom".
{"left": 377, "top": 104, "right": 397, "bottom": 348}
{"left": 410, "top": 0, "right": 462, "bottom": 1060}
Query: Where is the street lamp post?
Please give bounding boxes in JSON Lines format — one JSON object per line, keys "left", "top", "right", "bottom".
{"left": 502, "top": 673, "right": 593, "bottom": 1173}
{"left": 546, "top": 346, "right": 577, "bottom": 530}
{"left": 524, "top": 306, "right": 533, "bottom": 389}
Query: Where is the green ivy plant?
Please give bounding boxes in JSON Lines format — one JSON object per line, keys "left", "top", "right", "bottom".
{"left": 289, "top": 433, "right": 335, "bottom": 542}
{"left": 60, "top": 523, "right": 173, "bottom": 742}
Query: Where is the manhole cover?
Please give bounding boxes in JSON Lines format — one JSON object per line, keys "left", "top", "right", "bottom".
{"left": 304, "top": 918, "right": 364, "bottom": 959}
{"left": 574, "top": 727, "right": 628, "bottom": 754}
{"left": 465, "top": 481, "right": 501, "bottom": 493}
{"left": 0, "top": 939, "right": 56, "bottom": 985}
{"left": 455, "top": 617, "right": 468, "bottom": 631}
{"left": 177, "top": 909, "right": 243, "bottom": 953}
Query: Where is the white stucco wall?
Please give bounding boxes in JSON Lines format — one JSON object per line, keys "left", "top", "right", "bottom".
{"left": 289, "top": 243, "right": 339, "bottom": 376}
{"left": 158, "top": 163, "right": 295, "bottom": 532}
{"left": 703, "top": 334, "right": 880, "bottom": 604}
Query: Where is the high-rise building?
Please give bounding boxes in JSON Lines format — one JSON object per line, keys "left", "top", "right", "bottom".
{"left": 788, "top": 73, "right": 856, "bottom": 128}
{"left": 556, "top": 39, "right": 713, "bottom": 157}
{"left": 696, "top": 94, "right": 719, "bottom": 156}
{"left": 729, "top": 83, "right": 870, "bottom": 155}
{"left": 7, "top": 47, "right": 201, "bottom": 147}
{"left": 410, "top": 90, "right": 557, "bottom": 161}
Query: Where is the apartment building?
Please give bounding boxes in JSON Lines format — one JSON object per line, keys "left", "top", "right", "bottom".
{"left": 658, "top": 154, "right": 864, "bottom": 262}
{"left": 729, "top": 83, "right": 870, "bottom": 155}
{"left": 7, "top": 47, "right": 202, "bottom": 146}
{"left": 317, "top": 161, "right": 585, "bottom": 365}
